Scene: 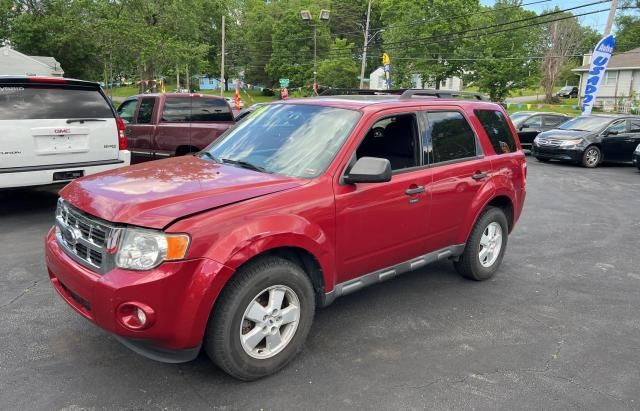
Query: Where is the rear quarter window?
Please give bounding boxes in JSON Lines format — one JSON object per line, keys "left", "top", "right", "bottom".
{"left": 162, "top": 97, "right": 233, "bottom": 122}
{"left": 474, "top": 109, "right": 517, "bottom": 154}
{"left": 0, "top": 85, "right": 113, "bottom": 120}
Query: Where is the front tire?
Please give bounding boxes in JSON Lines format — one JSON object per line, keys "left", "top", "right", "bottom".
{"left": 582, "top": 146, "right": 601, "bottom": 168}
{"left": 535, "top": 157, "right": 549, "bottom": 162}
{"left": 454, "top": 207, "right": 509, "bottom": 281}
{"left": 205, "top": 256, "right": 315, "bottom": 380}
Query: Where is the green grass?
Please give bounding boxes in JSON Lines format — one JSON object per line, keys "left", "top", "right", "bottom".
{"left": 506, "top": 97, "right": 582, "bottom": 115}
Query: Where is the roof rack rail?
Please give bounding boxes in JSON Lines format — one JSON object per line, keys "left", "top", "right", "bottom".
{"left": 318, "top": 88, "right": 488, "bottom": 101}
{"left": 399, "top": 89, "right": 487, "bottom": 101}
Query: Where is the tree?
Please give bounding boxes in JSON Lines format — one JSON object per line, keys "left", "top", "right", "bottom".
{"left": 463, "top": 0, "right": 540, "bottom": 101}
{"left": 616, "top": 1, "right": 640, "bottom": 52}
{"left": 538, "top": 9, "right": 584, "bottom": 102}
{"left": 379, "top": 0, "right": 480, "bottom": 89}
{"left": 317, "top": 38, "right": 359, "bottom": 88}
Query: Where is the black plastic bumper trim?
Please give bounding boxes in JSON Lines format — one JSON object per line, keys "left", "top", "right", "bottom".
{"left": 113, "top": 335, "right": 201, "bottom": 364}
{"left": 0, "top": 159, "right": 124, "bottom": 174}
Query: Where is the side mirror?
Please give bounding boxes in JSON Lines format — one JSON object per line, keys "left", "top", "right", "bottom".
{"left": 344, "top": 157, "right": 392, "bottom": 184}
{"left": 520, "top": 123, "right": 529, "bottom": 130}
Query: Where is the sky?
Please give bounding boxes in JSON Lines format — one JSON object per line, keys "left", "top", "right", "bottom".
{"left": 479, "top": 0, "right": 613, "bottom": 34}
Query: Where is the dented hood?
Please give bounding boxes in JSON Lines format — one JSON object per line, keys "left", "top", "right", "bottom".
{"left": 60, "top": 156, "right": 305, "bottom": 229}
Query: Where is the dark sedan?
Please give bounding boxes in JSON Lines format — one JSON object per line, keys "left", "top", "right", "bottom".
{"left": 557, "top": 86, "right": 578, "bottom": 98}
{"left": 531, "top": 115, "right": 640, "bottom": 168}
{"left": 510, "top": 112, "right": 571, "bottom": 148}
{"left": 633, "top": 144, "right": 640, "bottom": 170}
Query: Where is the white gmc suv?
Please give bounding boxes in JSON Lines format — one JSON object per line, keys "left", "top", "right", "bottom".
{"left": 0, "top": 76, "right": 130, "bottom": 189}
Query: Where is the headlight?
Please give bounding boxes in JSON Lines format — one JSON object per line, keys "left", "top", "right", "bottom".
{"left": 533, "top": 136, "right": 540, "bottom": 145}
{"left": 635, "top": 144, "right": 640, "bottom": 153}
{"left": 559, "top": 138, "right": 584, "bottom": 147}
{"left": 115, "top": 228, "right": 190, "bottom": 270}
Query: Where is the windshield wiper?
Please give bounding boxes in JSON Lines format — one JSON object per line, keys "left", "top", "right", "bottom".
{"left": 221, "top": 158, "right": 270, "bottom": 173}
{"left": 198, "top": 151, "right": 221, "bottom": 163}
{"left": 66, "top": 118, "right": 106, "bottom": 124}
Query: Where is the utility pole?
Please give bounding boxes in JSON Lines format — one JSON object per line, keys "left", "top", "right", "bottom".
{"left": 359, "top": 0, "right": 372, "bottom": 89}
{"left": 604, "top": 0, "right": 618, "bottom": 36}
{"left": 220, "top": 15, "right": 225, "bottom": 97}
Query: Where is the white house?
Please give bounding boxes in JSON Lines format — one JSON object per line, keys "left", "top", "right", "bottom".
{"left": 0, "top": 46, "right": 64, "bottom": 77}
{"left": 369, "top": 66, "right": 463, "bottom": 91}
{"left": 573, "top": 47, "right": 640, "bottom": 109}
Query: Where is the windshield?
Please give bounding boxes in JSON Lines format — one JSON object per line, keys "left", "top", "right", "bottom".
{"left": 203, "top": 103, "right": 361, "bottom": 178}
{"left": 558, "top": 116, "right": 612, "bottom": 132}
{"left": 509, "top": 112, "right": 531, "bottom": 126}
{"left": 560, "top": 86, "right": 573, "bottom": 91}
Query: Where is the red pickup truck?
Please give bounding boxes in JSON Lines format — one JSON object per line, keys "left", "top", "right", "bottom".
{"left": 46, "top": 90, "right": 526, "bottom": 380}
{"left": 116, "top": 93, "right": 234, "bottom": 161}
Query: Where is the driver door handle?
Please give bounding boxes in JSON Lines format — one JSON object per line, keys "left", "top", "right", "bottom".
{"left": 472, "top": 171, "right": 488, "bottom": 180}
{"left": 405, "top": 186, "right": 425, "bottom": 195}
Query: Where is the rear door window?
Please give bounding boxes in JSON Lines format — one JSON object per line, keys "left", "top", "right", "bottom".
{"left": 544, "top": 115, "right": 567, "bottom": 128}
{"left": 162, "top": 97, "right": 233, "bottom": 122}
{"left": 474, "top": 109, "right": 517, "bottom": 154}
{"left": 136, "top": 97, "right": 156, "bottom": 124}
{"left": 629, "top": 120, "right": 640, "bottom": 133}
{"left": 0, "top": 85, "right": 113, "bottom": 120}
{"left": 425, "top": 111, "right": 478, "bottom": 164}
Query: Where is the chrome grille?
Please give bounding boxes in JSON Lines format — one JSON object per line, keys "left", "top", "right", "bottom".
{"left": 537, "top": 138, "right": 565, "bottom": 147}
{"left": 55, "top": 199, "right": 118, "bottom": 273}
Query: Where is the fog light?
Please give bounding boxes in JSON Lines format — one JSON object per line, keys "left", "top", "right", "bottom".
{"left": 136, "top": 308, "right": 147, "bottom": 325}
{"left": 117, "top": 302, "right": 155, "bottom": 330}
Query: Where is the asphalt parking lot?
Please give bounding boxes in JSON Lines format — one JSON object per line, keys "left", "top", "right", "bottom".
{"left": 1, "top": 159, "right": 639, "bottom": 410}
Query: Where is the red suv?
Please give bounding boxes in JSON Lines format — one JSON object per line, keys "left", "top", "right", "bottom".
{"left": 45, "top": 90, "right": 526, "bottom": 380}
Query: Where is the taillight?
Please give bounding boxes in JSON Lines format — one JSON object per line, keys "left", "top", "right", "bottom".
{"left": 116, "top": 117, "right": 127, "bottom": 150}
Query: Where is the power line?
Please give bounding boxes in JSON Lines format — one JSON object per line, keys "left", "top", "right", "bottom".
{"left": 247, "top": 0, "right": 554, "bottom": 46}
{"left": 225, "top": 5, "right": 611, "bottom": 62}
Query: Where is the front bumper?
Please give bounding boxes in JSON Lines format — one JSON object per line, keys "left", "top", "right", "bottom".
{"left": 45, "top": 227, "right": 232, "bottom": 362}
{"left": 531, "top": 145, "right": 583, "bottom": 162}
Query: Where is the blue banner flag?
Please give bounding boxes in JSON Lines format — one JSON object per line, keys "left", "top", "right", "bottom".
{"left": 582, "top": 34, "right": 615, "bottom": 116}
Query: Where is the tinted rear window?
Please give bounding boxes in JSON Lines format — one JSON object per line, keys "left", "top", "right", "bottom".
{"left": 0, "top": 85, "right": 113, "bottom": 120}
{"left": 475, "top": 109, "right": 517, "bottom": 154}
{"left": 161, "top": 97, "right": 233, "bottom": 122}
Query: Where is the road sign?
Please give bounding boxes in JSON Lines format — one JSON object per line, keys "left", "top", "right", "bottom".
{"left": 279, "top": 78, "right": 290, "bottom": 88}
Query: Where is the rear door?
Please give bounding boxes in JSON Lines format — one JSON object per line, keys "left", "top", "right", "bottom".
{"left": 600, "top": 119, "right": 630, "bottom": 162}
{"left": 421, "top": 109, "right": 491, "bottom": 251}
{"left": 0, "top": 81, "right": 118, "bottom": 170}
{"left": 609, "top": 119, "right": 640, "bottom": 163}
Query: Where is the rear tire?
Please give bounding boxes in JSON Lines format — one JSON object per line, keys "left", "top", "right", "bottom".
{"left": 581, "top": 146, "right": 601, "bottom": 168}
{"left": 535, "top": 157, "right": 549, "bottom": 162}
{"left": 454, "top": 207, "right": 509, "bottom": 281}
{"left": 204, "top": 256, "right": 315, "bottom": 381}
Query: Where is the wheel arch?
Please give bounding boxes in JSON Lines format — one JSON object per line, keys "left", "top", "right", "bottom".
{"left": 456, "top": 189, "right": 516, "bottom": 245}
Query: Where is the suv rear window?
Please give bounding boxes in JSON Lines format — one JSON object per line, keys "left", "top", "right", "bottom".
{"left": 162, "top": 97, "right": 233, "bottom": 122}
{"left": 474, "top": 110, "right": 517, "bottom": 154}
{"left": 0, "top": 85, "right": 113, "bottom": 120}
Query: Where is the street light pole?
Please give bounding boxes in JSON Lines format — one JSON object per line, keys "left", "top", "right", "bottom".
{"left": 313, "top": 24, "right": 317, "bottom": 94}
{"left": 604, "top": 0, "right": 618, "bottom": 36}
{"left": 359, "top": 0, "right": 372, "bottom": 89}
{"left": 301, "top": 9, "right": 329, "bottom": 96}
{"left": 220, "top": 15, "right": 225, "bottom": 97}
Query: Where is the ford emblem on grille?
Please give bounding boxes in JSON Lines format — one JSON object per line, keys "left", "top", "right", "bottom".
{"left": 62, "top": 226, "right": 80, "bottom": 246}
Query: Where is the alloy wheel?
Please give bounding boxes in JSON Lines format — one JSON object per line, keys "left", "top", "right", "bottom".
{"left": 239, "top": 285, "right": 300, "bottom": 359}
{"left": 478, "top": 222, "right": 503, "bottom": 268}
